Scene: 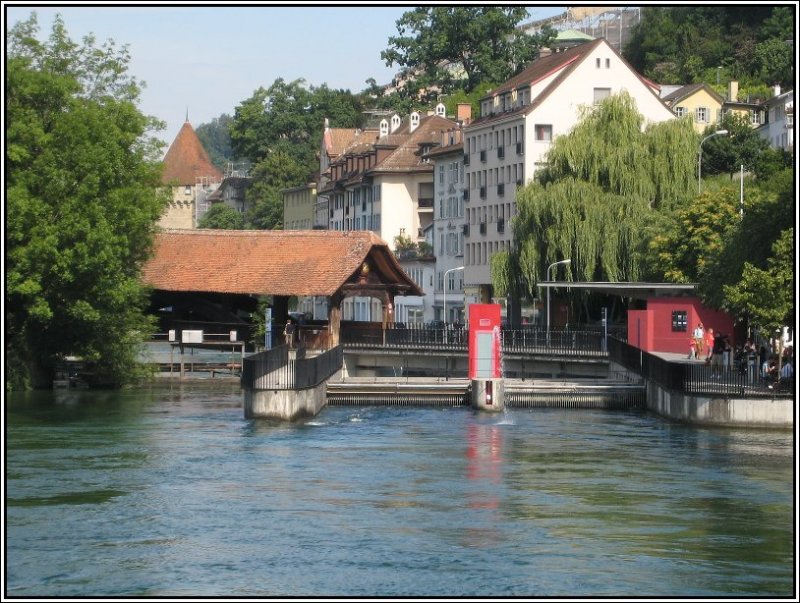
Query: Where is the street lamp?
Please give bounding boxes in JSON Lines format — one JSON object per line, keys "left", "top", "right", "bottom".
{"left": 443, "top": 266, "right": 464, "bottom": 323}
{"left": 546, "top": 259, "right": 571, "bottom": 342}
{"left": 698, "top": 129, "right": 729, "bottom": 193}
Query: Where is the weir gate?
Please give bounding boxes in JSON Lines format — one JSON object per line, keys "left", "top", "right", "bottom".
{"left": 239, "top": 326, "right": 647, "bottom": 419}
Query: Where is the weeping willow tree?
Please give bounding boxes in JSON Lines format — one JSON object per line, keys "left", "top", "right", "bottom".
{"left": 492, "top": 92, "right": 697, "bottom": 312}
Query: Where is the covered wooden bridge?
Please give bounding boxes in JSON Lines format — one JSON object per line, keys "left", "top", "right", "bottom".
{"left": 140, "top": 229, "right": 423, "bottom": 346}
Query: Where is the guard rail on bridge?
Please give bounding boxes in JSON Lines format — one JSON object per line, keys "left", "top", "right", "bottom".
{"left": 340, "top": 323, "right": 620, "bottom": 357}
{"left": 608, "top": 336, "right": 794, "bottom": 398}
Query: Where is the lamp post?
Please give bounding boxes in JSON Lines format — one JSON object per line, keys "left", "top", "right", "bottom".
{"left": 698, "top": 129, "right": 729, "bottom": 193}
{"left": 546, "top": 259, "right": 571, "bottom": 344}
{"left": 443, "top": 266, "right": 464, "bottom": 323}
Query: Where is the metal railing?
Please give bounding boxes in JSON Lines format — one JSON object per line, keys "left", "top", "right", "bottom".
{"left": 608, "top": 336, "right": 794, "bottom": 398}
{"left": 241, "top": 345, "right": 343, "bottom": 391}
{"left": 341, "top": 323, "right": 615, "bottom": 356}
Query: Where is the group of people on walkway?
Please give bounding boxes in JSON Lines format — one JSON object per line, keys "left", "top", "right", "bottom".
{"left": 690, "top": 322, "right": 794, "bottom": 388}
{"left": 689, "top": 322, "right": 718, "bottom": 362}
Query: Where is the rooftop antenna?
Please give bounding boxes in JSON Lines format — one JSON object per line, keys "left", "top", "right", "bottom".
{"left": 185, "top": 107, "right": 189, "bottom": 122}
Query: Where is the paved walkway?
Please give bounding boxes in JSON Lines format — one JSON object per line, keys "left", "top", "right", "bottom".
{"left": 651, "top": 351, "right": 713, "bottom": 365}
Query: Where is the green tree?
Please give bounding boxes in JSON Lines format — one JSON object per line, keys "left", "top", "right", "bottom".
{"left": 723, "top": 228, "right": 794, "bottom": 341}
{"left": 646, "top": 188, "right": 741, "bottom": 283}
{"left": 700, "top": 112, "right": 770, "bottom": 179}
{"left": 244, "top": 147, "right": 308, "bottom": 230}
{"left": 381, "top": 7, "right": 555, "bottom": 94}
{"left": 493, "top": 92, "right": 697, "bottom": 305}
{"left": 230, "top": 79, "right": 364, "bottom": 229}
{"left": 196, "top": 113, "right": 236, "bottom": 172}
{"left": 231, "top": 78, "right": 363, "bottom": 174}
{"left": 6, "top": 14, "right": 166, "bottom": 389}
{"left": 698, "top": 170, "right": 794, "bottom": 309}
{"left": 625, "top": 6, "right": 786, "bottom": 86}
{"left": 197, "top": 203, "right": 245, "bottom": 229}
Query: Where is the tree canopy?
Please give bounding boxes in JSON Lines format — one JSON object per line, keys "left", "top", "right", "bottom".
{"left": 197, "top": 203, "right": 245, "bottom": 230}
{"left": 6, "top": 14, "right": 167, "bottom": 389}
{"left": 624, "top": 6, "right": 793, "bottom": 91}
{"left": 195, "top": 113, "right": 237, "bottom": 172}
{"left": 381, "top": 7, "right": 555, "bottom": 95}
{"left": 493, "top": 92, "right": 698, "bottom": 303}
{"left": 229, "top": 78, "right": 364, "bottom": 229}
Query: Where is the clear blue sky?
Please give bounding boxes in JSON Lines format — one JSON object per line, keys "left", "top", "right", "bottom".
{"left": 5, "top": 4, "right": 567, "bottom": 150}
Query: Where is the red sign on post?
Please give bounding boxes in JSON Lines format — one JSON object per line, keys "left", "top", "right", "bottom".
{"left": 468, "top": 304, "right": 502, "bottom": 380}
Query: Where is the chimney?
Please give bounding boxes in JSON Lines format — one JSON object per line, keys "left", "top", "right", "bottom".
{"left": 774, "top": 84, "right": 782, "bottom": 97}
{"left": 728, "top": 81, "right": 738, "bottom": 103}
{"left": 457, "top": 103, "right": 472, "bottom": 125}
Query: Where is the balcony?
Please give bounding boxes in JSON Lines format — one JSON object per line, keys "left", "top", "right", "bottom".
{"left": 418, "top": 197, "right": 434, "bottom": 209}
{"left": 497, "top": 147, "right": 505, "bottom": 160}
{"left": 497, "top": 183, "right": 505, "bottom": 197}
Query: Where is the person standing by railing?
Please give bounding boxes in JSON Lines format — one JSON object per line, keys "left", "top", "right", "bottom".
{"left": 693, "top": 323, "right": 705, "bottom": 358}
{"left": 284, "top": 320, "right": 295, "bottom": 349}
{"left": 704, "top": 327, "right": 715, "bottom": 363}
{"left": 710, "top": 331, "right": 725, "bottom": 379}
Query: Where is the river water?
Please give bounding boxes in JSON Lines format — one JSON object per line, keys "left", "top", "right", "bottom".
{"left": 5, "top": 382, "right": 796, "bottom": 597}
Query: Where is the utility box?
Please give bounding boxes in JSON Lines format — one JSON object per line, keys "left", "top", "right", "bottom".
{"left": 468, "top": 303, "right": 504, "bottom": 411}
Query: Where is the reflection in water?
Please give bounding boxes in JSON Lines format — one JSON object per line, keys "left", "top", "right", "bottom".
{"left": 462, "top": 421, "right": 505, "bottom": 547}
{"left": 5, "top": 387, "right": 795, "bottom": 597}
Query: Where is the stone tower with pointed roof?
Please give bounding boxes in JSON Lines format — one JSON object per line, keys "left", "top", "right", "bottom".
{"left": 159, "top": 119, "right": 223, "bottom": 229}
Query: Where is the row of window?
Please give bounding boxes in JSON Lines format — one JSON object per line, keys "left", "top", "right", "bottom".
{"left": 466, "top": 164, "right": 525, "bottom": 190}
{"left": 466, "top": 125, "right": 525, "bottom": 153}
{"left": 331, "top": 214, "right": 381, "bottom": 232}
{"left": 438, "top": 195, "right": 464, "bottom": 220}
{"left": 438, "top": 231, "right": 464, "bottom": 257}
{"left": 675, "top": 106, "right": 763, "bottom": 125}
{"left": 438, "top": 161, "right": 465, "bottom": 186}
{"left": 436, "top": 270, "right": 464, "bottom": 292}
{"left": 466, "top": 203, "right": 513, "bottom": 228}
{"left": 465, "top": 240, "right": 511, "bottom": 266}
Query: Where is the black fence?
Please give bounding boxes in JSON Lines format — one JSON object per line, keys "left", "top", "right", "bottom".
{"left": 241, "top": 345, "right": 343, "bottom": 391}
{"left": 608, "top": 336, "right": 794, "bottom": 398}
{"left": 341, "top": 322, "right": 617, "bottom": 356}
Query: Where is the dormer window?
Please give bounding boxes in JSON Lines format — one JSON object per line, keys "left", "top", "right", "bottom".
{"left": 435, "top": 103, "right": 446, "bottom": 117}
{"left": 410, "top": 111, "right": 420, "bottom": 132}
{"left": 391, "top": 114, "right": 401, "bottom": 133}
{"left": 379, "top": 119, "right": 389, "bottom": 136}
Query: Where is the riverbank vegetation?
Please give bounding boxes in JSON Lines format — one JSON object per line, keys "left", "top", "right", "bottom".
{"left": 6, "top": 15, "right": 166, "bottom": 390}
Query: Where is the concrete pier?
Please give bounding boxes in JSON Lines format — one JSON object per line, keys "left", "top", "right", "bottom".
{"left": 471, "top": 378, "right": 505, "bottom": 412}
{"left": 243, "top": 380, "right": 328, "bottom": 421}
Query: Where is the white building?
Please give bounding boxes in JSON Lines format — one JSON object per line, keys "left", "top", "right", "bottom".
{"left": 424, "top": 126, "right": 469, "bottom": 323}
{"left": 757, "top": 86, "right": 794, "bottom": 152}
{"left": 462, "top": 38, "right": 675, "bottom": 307}
{"left": 315, "top": 106, "right": 461, "bottom": 322}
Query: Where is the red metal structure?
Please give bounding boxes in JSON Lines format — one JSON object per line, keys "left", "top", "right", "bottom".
{"left": 468, "top": 304, "right": 502, "bottom": 379}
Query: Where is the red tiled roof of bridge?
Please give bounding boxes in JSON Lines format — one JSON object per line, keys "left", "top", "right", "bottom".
{"left": 142, "top": 229, "right": 423, "bottom": 297}
{"left": 161, "top": 121, "right": 223, "bottom": 186}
